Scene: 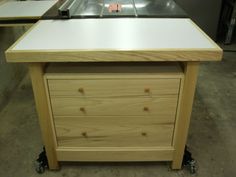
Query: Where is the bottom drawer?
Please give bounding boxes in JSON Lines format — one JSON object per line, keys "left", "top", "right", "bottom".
{"left": 55, "top": 116, "right": 174, "bottom": 147}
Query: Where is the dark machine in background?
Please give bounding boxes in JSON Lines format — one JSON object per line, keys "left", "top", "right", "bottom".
{"left": 44, "top": 0, "right": 227, "bottom": 42}
{"left": 176, "top": 0, "right": 236, "bottom": 44}
{"left": 175, "top": 0, "right": 222, "bottom": 41}
{"left": 43, "top": 0, "right": 187, "bottom": 18}
{"left": 218, "top": 0, "right": 236, "bottom": 44}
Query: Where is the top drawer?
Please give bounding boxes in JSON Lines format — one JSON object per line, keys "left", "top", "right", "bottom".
{"left": 47, "top": 79, "right": 180, "bottom": 97}
{"left": 45, "top": 63, "right": 183, "bottom": 97}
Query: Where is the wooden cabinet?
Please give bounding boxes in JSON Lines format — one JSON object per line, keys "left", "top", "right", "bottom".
{"left": 43, "top": 63, "right": 184, "bottom": 161}
{"left": 5, "top": 18, "right": 222, "bottom": 170}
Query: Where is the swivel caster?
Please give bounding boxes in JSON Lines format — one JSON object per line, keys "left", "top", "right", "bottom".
{"left": 182, "top": 146, "right": 197, "bottom": 174}
{"left": 35, "top": 147, "right": 48, "bottom": 174}
{"left": 190, "top": 161, "right": 196, "bottom": 174}
{"left": 35, "top": 161, "right": 45, "bottom": 174}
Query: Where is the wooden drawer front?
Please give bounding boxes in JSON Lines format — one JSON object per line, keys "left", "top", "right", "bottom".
{"left": 55, "top": 116, "right": 174, "bottom": 147}
{"left": 48, "top": 79, "right": 180, "bottom": 97}
{"left": 51, "top": 96, "right": 178, "bottom": 118}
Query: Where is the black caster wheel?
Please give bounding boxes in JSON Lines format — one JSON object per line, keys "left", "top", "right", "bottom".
{"left": 35, "top": 147, "right": 48, "bottom": 174}
{"left": 189, "top": 159, "right": 196, "bottom": 174}
{"left": 182, "top": 146, "right": 197, "bottom": 174}
{"left": 190, "top": 165, "right": 196, "bottom": 174}
{"left": 35, "top": 161, "right": 45, "bottom": 174}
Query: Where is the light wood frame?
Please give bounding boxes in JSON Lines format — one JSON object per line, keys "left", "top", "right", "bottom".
{"left": 27, "top": 61, "right": 200, "bottom": 170}
{"left": 172, "top": 61, "right": 199, "bottom": 169}
{"left": 29, "top": 63, "right": 59, "bottom": 169}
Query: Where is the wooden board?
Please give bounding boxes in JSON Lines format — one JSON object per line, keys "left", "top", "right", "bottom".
{"left": 45, "top": 62, "right": 184, "bottom": 78}
{"left": 55, "top": 116, "right": 174, "bottom": 147}
{"left": 29, "top": 63, "right": 59, "bottom": 169}
{"left": 171, "top": 62, "right": 199, "bottom": 169}
{"left": 50, "top": 96, "right": 178, "bottom": 116}
{"left": 56, "top": 147, "right": 174, "bottom": 161}
{"left": 48, "top": 79, "right": 181, "bottom": 97}
{"left": 6, "top": 18, "right": 223, "bottom": 62}
{"left": 0, "top": 1, "right": 57, "bottom": 20}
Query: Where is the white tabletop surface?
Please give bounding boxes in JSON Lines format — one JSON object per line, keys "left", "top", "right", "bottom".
{"left": 0, "top": 0, "right": 57, "bottom": 19}
{"left": 12, "top": 18, "right": 217, "bottom": 51}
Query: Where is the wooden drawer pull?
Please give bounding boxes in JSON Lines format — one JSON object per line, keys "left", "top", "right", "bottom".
{"left": 144, "top": 88, "right": 150, "bottom": 93}
{"left": 78, "top": 88, "right": 84, "bottom": 93}
{"left": 141, "top": 132, "right": 147, "bottom": 136}
{"left": 81, "top": 132, "right": 88, "bottom": 138}
{"left": 143, "top": 107, "right": 149, "bottom": 111}
{"left": 80, "top": 107, "right": 86, "bottom": 112}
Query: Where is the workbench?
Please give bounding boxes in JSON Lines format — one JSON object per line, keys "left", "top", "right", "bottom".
{"left": 5, "top": 18, "right": 222, "bottom": 171}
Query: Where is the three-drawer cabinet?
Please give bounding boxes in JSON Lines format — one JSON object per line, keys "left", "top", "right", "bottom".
{"left": 5, "top": 17, "right": 222, "bottom": 171}
{"left": 44, "top": 62, "right": 184, "bottom": 162}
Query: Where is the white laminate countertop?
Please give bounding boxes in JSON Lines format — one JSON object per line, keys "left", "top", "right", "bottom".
{"left": 6, "top": 18, "right": 222, "bottom": 62}
{"left": 0, "top": 0, "right": 57, "bottom": 19}
{"left": 12, "top": 18, "right": 217, "bottom": 50}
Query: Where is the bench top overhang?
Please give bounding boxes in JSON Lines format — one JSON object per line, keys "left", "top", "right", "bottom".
{"left": 6, "top": 18, "right": 223, "bottom": 62}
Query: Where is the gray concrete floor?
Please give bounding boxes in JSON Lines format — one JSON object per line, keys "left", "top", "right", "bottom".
{"left": 0, "top": 52, "right": 235, "bottom": 177}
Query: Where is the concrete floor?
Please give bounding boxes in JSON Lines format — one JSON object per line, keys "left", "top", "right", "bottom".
{"left": 0, "top": 52, "right": 235, "bottom": 177}
{"left": 0, "top": 26, "right": 27, "bottom": 110}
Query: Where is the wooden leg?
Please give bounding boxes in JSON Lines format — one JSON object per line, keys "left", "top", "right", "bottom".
{"left": 29, "top": 63, "right": 59, "bottom": 170}
{"left": 171, "top": 62, "right": 200, "bottom": 169}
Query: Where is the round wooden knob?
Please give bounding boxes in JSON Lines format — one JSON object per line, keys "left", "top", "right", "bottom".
{"left": 81, "top": 132, "right": 87, "bottom": 137}
{"left": 143, "top": 107, "right": 149, "bottom": 111}
{"left": 78, "top": 88, "right": 84, "bottom": 93}
{"left": 80, "top": 107, "right": 85, "bottom": 112}
{"left": 144, "top": 88, "right": 150, "bottom": 93}
{"left": 141, "top": 132, "right": 147, "bottom": 136}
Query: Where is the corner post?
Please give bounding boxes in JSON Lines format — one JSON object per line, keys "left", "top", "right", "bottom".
{"left": 28, "top": 63, "right": 59, "bottom": 170}
{"left": 172, "top": 61, "right": 200, "bottom": 169}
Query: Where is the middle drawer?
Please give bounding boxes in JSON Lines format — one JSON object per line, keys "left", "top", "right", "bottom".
{"left": 50, "top": 96, "right": 178, "bottom": 119}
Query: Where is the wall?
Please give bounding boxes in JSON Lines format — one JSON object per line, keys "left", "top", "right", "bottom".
{"left": 175, "top": 0, "right": 222, "bottom": 40}
{"left": 0, "top": 26, "right": 28, "bottom": 111}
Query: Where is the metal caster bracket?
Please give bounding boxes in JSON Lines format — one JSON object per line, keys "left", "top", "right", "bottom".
{"left": 182, "top": 146, "right": 196, "bottom": 174}
{"left": 35, "top": 147, "right": 48, "bottom": 174}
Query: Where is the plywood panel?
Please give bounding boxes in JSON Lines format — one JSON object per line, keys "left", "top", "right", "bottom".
{"left": 48, "top": 79, "right": 180, "bottom": 97}
{"left": 56, "top": 147, "right": 174, "bottom": 161}
{"left": 55, "top": 116, "right": 174, "bottom": 147}
{"left": 50, "top": 96, "right": 178, "bottom": 116}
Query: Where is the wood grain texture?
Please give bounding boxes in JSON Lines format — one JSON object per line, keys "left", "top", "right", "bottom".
{"left": 55, "top": 116, "right": 174, "bottom": 147}
{"left": 171, "top": 62, "right": 199, "bottom": 169}
{"left": 50, "top": 96, "right": 178, "bottom": 116}
{"left": 48, "top": 79, "right": 181, "bottom": 97}
{"left": 6, "top": 49, "right": 222, "bottom": 63}
{"left": 29, "top": 63, "right": 59, "bottom": 169}
{"left": 56, "top": 147, "right": 174, "bottom": 161}
{"left": 45, "top": 63, "right": 181, "bottom": 159}
{"left": 45, "top": 62, "right": 184, "bottom": 79}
